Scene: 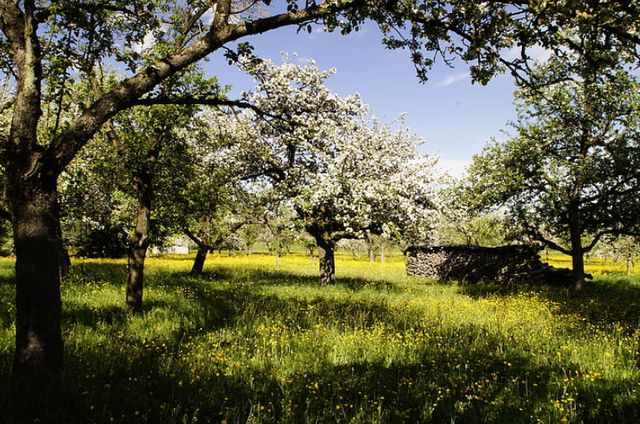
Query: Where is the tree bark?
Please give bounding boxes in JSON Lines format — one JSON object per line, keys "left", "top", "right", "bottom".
{"left": 8, "top": 174, "right": 64, "bottom": 417}
{"left": 190, "top": 246, "right": 209, "bottom": 276}
{"left": 126, "top": 172, "right": 153, "bottom": 314}
{"left": 569, "top": 211, "right": 585, "bottom": 291}
{"left": 3, "top": 2, "right": 65, "bottom": 414}
{"left": 316, "top": 234, "right": 336, "bottom": 286}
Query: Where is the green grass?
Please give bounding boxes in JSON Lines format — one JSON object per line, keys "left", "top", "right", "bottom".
{"left": 1, "top": 252, "right": 640, "bottom": 423}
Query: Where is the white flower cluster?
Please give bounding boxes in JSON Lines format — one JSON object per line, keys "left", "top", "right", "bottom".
{"left": 236, "top": 54, "right": 436, "bottom": 241}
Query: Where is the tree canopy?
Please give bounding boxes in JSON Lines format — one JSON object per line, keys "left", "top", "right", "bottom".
{"left": 464, "top": 56, "right": 640, "bottom": 288}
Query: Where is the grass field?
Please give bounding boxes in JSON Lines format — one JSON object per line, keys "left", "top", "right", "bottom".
{"left": 1, "top": 252, "right": 640, "bottom": 423}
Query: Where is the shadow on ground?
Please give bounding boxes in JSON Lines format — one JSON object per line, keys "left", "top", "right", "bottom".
{"left": 0, "top": 262, "right": 639, "bottom": 422}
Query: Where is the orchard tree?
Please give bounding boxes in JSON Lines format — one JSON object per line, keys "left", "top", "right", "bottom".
{"left": 240, "top": 57, "right": 435, "bottom": 285}
{"left": 433, "top": 184, "right": 510, "bottom": 247}
{"left": 179, "top": 110, "right": 261, "bottom": 275}
{"left": 60, "top": 134, "right": 130, "bottom": 258}
{"left": 259, "top": 200, "right": 300, "bottom": 257}
{"left": 593, "top": 235, "right": 640, "bottom": 276}
{"left": 62, "top": 71, "right": 208, "bottom": 311}
{"left": 1, "top": 0, "right": 640, "bottom": 412}
{"left": 465, "top": 58, "right": 640, "bottom": 290}
{"left": 112, "top": 101, "right": 202, "bottom": 313}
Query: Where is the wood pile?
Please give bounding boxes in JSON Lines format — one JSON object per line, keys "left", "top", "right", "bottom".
{"left": 406, "top": 245, "right": 587, "bottom": 286}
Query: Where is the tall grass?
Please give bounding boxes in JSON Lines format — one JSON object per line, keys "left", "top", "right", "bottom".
{"left": 1, "top": 253, "right": 640, "bottom": 423}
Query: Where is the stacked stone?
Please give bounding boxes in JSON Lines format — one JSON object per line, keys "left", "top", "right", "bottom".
{"left": 405, "top": 245, "right": 547, "bottom": 285}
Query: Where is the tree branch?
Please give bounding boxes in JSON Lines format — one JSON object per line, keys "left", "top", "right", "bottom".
{"left": 533, "top": 235, "right": 572, "bottom": 256}
{"left": 184, "top": 226, "right": 208, "bottom": 249}
{"left": 132, "top": 96, "right": 275, "bottom": 117}
{"left": 0, "top": 99, "right": 13, "bottom": 114}
{"left": 0, "top": 0, "right": 25, "bottom": 56}
{"left": 44, "top": 0, "right": 355, "bottom": 176}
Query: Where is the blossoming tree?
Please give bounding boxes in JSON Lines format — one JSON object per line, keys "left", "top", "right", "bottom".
{"left": 239, "top": 57, "right": 435, "bottom": 285}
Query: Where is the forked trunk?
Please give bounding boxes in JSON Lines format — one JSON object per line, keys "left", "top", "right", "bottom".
{"left": 569, "top": 211, "right": 585, "bottom": 291}
{"left": 316, "top": 235, "right": 336, "bottom": 286}
{"left": 190, "top": 247, "right": 209, "bottom": 276}
{"left": 9, "top": 175, "right": 64, "bottom": 417}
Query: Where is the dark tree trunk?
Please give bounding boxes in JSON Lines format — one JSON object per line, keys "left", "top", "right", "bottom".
{"left": 8, "top": 174, "right": 64, "bottom": 417}
{"left": 569, "top": 211, "right": 585, "bottom": 291}
{"left": 184, "top": 226, "right": 212, "bottom": 277}
{"left": 59, "top": 246, "right": 71, "bottom": 279}
{"left": 126, "top": 128, "right": 164, "bottom": 313}
{"left": 4, "top": 5, "right": 64, "bottom": 415}
{"left": 190, "top": 246, "right": 208, "bottom": 276}
{"left": 126, "top": 173, "right": 153, "bottom": 314}
{"left": 316, "top": 235, "right": 336, "bottom": 286}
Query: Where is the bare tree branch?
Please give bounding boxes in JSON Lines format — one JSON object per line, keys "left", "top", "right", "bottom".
{"left": 132, "top": 96, "right": 276, "bottom": 117}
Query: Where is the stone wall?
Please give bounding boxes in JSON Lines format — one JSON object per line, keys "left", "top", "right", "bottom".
{"left": 405, "top": 245, "right": 548, "bottom": 285}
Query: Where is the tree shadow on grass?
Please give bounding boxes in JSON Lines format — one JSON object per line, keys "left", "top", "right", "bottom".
{"left": 2, "top": 265, "right": 640, "bottom": 423}
{"left": 65, "top": 259, "right": 399, "bottom": 294}
{"left": 5, "top": 315, "right": 639, "bottom": 423}
{"left": 460, "top": 276, "right": 640, "bottom": 329}
{"left": 64, "top": 262, "right": 127, "bottom": 288}
{"left": 180, "top": 265, "right": 399, "bottom": 293}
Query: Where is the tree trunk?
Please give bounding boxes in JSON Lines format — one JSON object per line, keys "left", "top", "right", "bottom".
{"left": 316, "top": 235, "right": 336, "bottom": 286}
{"left": 190, "top": 246, "right": 208, "bottom": 276}
{"left": 59, "top": 246, "right": 71, "bottom": 279}
{"left": 126, "top": 173, "right": 153, "bottom": 314}
{"left": 5, "top": 8, "right": 64, "bottom": 413}
{"left": 380, "top": 244, "right": 386, "bottom": 263}
{"left": 627, "top": 256, "right": 632, "bottom": 276}
{"left": 8, "top": 175, "right": 64, "bottom": 417}
{"left": 366, "top": 235, "right": 375, "bottom": 262}
{"left": 569, "top": 211, "right": 585, "bottom": 291}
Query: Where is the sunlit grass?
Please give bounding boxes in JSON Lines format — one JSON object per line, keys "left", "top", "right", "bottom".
{"left": 544, "top": 250, "right": 639, "bottom": 276}
{"left": 1, "top": 252, "right": 640, "bottom": 422}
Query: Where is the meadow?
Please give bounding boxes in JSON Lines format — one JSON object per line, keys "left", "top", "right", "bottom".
{"left": 1, "top": 251, "right": 640, "bottom": 423}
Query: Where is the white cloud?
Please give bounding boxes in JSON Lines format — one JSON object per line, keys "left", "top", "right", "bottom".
{"left": 504, "top": 44, "right": 553, "bottom": 63}
{"left": 434, "top": 72, "right": 469, "bottom": 88}
{"left": 437, "top": 159, "right": 471, "bottom": 179}
{"left": 132, "top": 31, "right": 156, "bottom": 55}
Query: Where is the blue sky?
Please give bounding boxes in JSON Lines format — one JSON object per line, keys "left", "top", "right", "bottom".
{"left": 205, "top": 21, "right": 523, "bottom": 177}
